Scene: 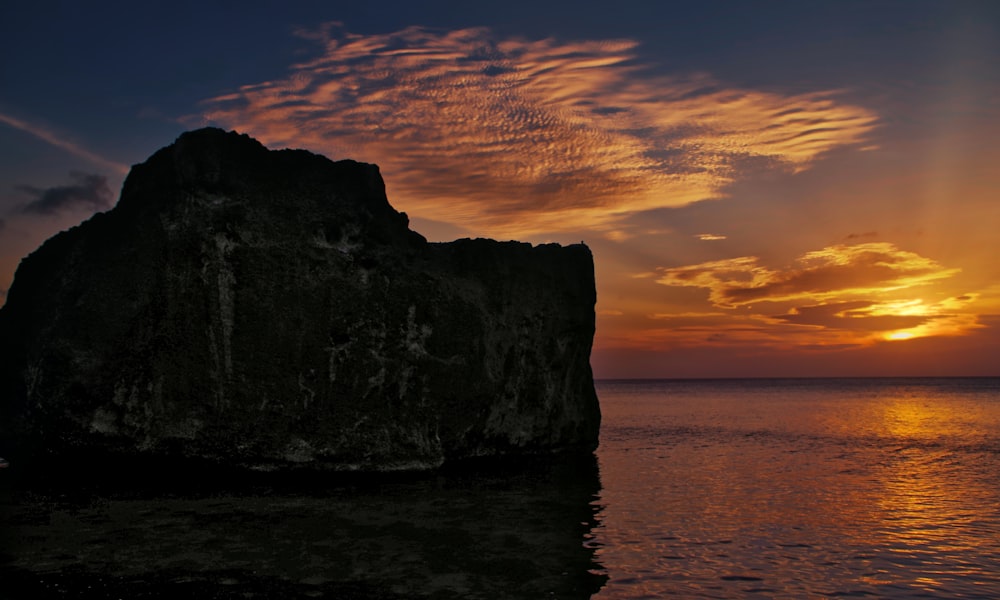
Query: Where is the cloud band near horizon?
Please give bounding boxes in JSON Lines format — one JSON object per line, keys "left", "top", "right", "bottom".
{"left": 630, "top": 242, "right": 980, "bottom": 348}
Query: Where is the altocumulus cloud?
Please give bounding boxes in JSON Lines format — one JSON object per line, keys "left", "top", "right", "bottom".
{"left": 195, "top": 24, "right": 878, "bottom": 236}
{"left": 16, "top": 172, "right": 114, "bottom": 215}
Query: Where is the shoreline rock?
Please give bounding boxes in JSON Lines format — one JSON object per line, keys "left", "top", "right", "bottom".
{"left": 0, "top": 128, "right": 600, "bottom": 474}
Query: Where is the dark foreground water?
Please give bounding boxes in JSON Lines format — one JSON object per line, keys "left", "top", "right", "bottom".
{"left": 0, "top": 457, "right": 603, "bottom": 599}
{"left": 2, "top": 377, "right": 999, "bottom": 598}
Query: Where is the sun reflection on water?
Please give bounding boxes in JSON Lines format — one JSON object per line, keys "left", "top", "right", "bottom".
{"left": 593, "top": 379, "right": 1000, "bottom": 598}
{"left": 868, "top": 393, "right": 1000, "bottom": 593}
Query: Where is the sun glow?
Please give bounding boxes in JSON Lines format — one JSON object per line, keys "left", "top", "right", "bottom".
{"left": 869, "top": 299, "right": 928, "bottom": 317}
{"left": 886, "top": 331, "right": 916, "bottom": 341}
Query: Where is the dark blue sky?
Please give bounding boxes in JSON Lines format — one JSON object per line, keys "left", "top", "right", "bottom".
{"left": 2, "top": 1, "right": 995, "bottom": 164}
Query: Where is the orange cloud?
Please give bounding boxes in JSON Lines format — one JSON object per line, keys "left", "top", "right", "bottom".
{"left": 599, "top": 319, "right": 817, "bottom": 351}
{"left": 655, "top": 243, "right": 960, "bottom": 308}
{"left": 193, "top": 24, "right": 877, "bottom": 236}
{"left": 600, "top": 301, "right": 980, "bottom": 352}
{"left": 630, "top": 244, "right": 985, "bottom": 350}
{"left": 772, "top": 301, "right": 924, "bottom": 330}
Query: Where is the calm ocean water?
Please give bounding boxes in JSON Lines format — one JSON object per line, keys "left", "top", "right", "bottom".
{"left": 2, "top": 377, "right": 999, "bottom": 598}
{"left": 593, "top": 377, "right": 1000, "bottom": 599}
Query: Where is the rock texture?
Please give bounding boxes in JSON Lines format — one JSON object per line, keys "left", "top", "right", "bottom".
{"left": 0, "top": 128, "right": 599, "bottom": 472}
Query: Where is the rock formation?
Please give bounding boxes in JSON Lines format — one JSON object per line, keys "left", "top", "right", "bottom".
{"left": 0, "top": 128, "right": 600, "bottom": 473}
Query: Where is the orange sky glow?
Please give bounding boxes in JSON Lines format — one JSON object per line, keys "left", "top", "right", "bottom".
{"left": 184, "top": 25, "right": 1000, "bottom": 377}
{"left": 2, "top": 19, "right": 998, "bottom": 378}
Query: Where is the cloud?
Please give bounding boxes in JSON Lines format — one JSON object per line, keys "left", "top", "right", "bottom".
{"left": 696, "top": 233, "right": 726, "bottom": 241}
{"left": 639, "top": 246, "right": 982, "bottom": 348}
{"left": 602, "top": 230, "right": 632, "bottom": 242}
{"left": 193, "top": 24, "right": 878, "bottom": 236}
{"left": 655, "top": 242, "right": 960, "bottom": 307}
{"left": 600, "top": 321, "right": 819, "bottom": 351}
{"left": 15, "top": 171, "right": 114, "bottom": 215}
{"left": 603, "top": 295, "right": 980, "bottom": 352}
{"left": 771, "top": 300, "right": 935, "bottom": 331}
{"left": 856, "top": 296, "right": 983, "bottom": 341}
{"left": 0, "top": 112, "right": 129, "bottom": 176}
{"left": 649, "top": 311, "right": 730, "bottom": 320}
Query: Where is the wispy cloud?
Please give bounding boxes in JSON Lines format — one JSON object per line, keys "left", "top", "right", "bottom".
{"left": 0, "top": 112, "right": 129, "bottom": 176}
{"left": 771, "top": 300, "right": 924, "bottom": 330}
{"left": 601, "top": 295, "right": 981, "bottom": 352}
{"left": 633, "top": 243, "right": 981, "bottom": 348}
{"left": 15, "top": 171, "right": 115, "bottom": 215}
{"left": 194, "top": 24, "right": 878, "bottom": 236}
{"left": 771, "top": 297, "right": 981, "bottom": 340}
{"left": 656, "top": 243, "right": 959, "bottom": 308}
{"left": 600, "top": 320, "right": 809, "bottom": 351}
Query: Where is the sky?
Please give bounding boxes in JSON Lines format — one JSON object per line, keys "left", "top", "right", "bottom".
{"left": 1, "top": 0, "right": 998, "bottom": 378}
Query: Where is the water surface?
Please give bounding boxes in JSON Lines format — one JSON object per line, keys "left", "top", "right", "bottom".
{"left": 4, "top": 377, "right": 999, "bottom": 598}
{"left": 592, "top": 377, "right": 1000, "bottom": 599}
{"left": 0, "top": 457, "right": 604, "bottom": 598}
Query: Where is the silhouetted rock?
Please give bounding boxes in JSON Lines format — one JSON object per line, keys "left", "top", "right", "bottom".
{"left": 0, "top": 128, "right": 599, "bottom": 474}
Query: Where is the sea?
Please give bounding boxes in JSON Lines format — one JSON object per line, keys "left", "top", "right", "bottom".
{"left": 593, "top": 377, "right": 1000, "bottom": 599}
{"left": 2, "top": 377, "right": 999, "bottom": 599}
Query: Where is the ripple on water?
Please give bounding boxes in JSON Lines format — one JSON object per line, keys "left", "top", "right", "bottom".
{"left": 592, "top": 378, "right": 1000, "bottom": 599}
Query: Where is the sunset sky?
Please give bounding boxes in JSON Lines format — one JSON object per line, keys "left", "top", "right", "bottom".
{"left": 2, "top": 1, "right": 998, "bottom": 378}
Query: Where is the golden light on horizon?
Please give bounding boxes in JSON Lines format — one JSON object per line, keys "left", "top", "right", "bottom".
{"left": 589, "top": 241, "right": 993, "bottom": 356}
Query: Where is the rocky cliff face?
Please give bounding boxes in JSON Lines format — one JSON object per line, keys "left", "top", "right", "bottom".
{"left": 0, "top": 129, "right": 599, "bottom": 472}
